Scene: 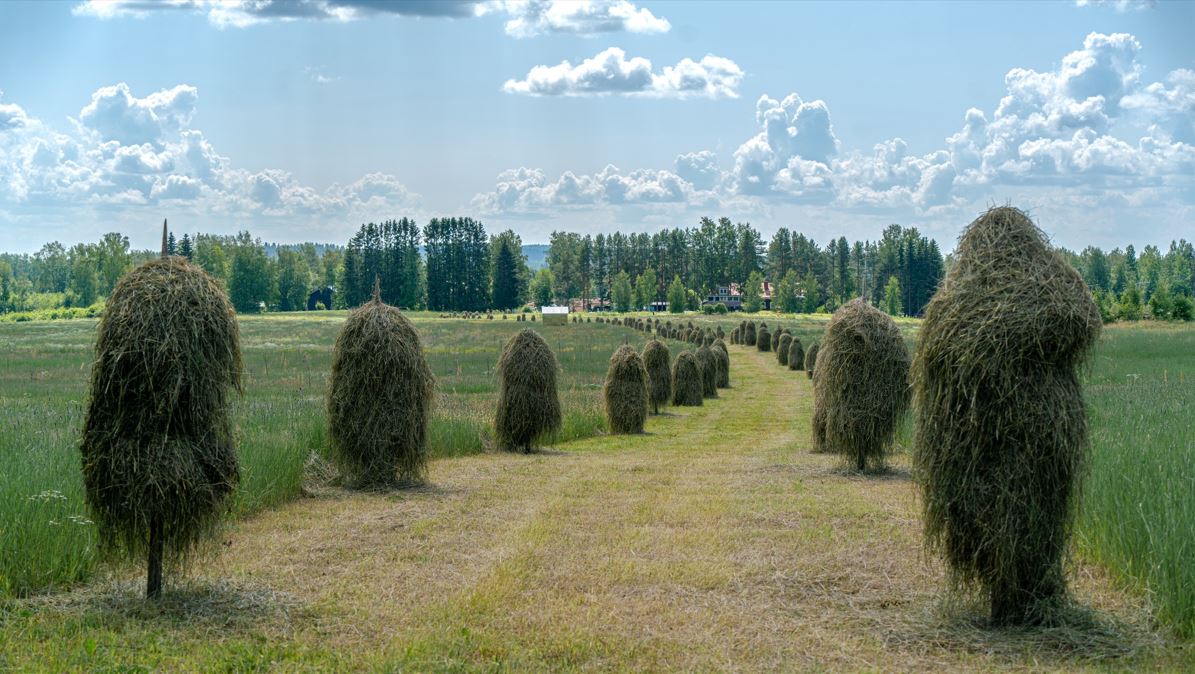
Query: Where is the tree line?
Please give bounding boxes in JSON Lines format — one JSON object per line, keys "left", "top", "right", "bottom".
{"left": 540, "top": 218, "right": 944, "bottom": 317}
{"left": 1066, "top": 243, "right": 1195, "bottom": 321}
{"left": 2, "top": 217, "right": 1191, "bottom": 322}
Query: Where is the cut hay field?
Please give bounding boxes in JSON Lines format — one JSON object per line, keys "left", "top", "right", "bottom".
{"left": 0, "top": 314, "right": 679, "bottom": 599}
{"left": 1, "top": 313, "right": 1192, "bottom": 671}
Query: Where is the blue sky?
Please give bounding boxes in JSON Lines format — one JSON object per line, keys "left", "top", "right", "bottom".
{"left": 0, "top": 0, "right": 1192, "bottom": 253}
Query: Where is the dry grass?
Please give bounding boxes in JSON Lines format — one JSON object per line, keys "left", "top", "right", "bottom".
{"left": 1, "top": 343, "right": 1185, "bottom": 671}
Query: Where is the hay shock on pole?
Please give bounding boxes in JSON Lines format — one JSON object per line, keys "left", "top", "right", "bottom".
{"left": 81, "top": 221, "right": 242, "bottom": 600}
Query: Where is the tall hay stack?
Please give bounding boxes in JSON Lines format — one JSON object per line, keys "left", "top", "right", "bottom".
{"left": 771, "top": 327, "right": 783, "bottom": 351}
{"left": 811, "top": 298, "right": 910, "bottom": 471}
{"left": 80, "top": 254, "right": 241, "bottom": 598}
{"left": 787, "top": 338, "right": 805, "bottom": 372}
{"left": 495, "top": 329, "right": 563, "bottom": 452}
{"left": 328, "top": 285, "right": 435, "bottom": 488}
{"left": 756, "top": 326, "right": 772, "bottom": 352}
{"left": 603, "top": 345, "right": 649, "bottom": 434}
{"left": 913, "top": 206, "right": 1101, "bottom": 626}
{"left": 777, "top": 333, "right": 793, "bottom": 366}
{"left": 804, "top": 342, "right": 819, "bottom": 379}
{"left": 671, "top": 351, "right": 704, "bottom": 406}
{"left": 744, "top": 321, "right": 757, "bottom": 346}
{"left": 641, "top": 339, "right": 672, "bottom": 414}
{"left": 730, "top": 327, "right": 739, "bottom": 345}
{"left": 696, "top": 345, "right": 719, "bottom": 398}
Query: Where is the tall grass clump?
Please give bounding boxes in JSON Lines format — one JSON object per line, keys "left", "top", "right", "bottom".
{"left": 495, "top": 329, "right": 563, "bottom": 452}
{"left": 777, "top": 333, "right": 793, "bottom": 366}
{"left": 641, "top": 339, "right": 671, "bottom": 414}
{"left": 812, "top": 299, "right": 910, "bottom": 471}
{"left": 1078, "top": 334, "right": 1195, "bottom": 637}
{"left": 80, "top": 254, "right": 241, "bottom": 598}
{"left": 913, "top": 205, "right": 1101, "bottom": 626}
{"left": 327, "top": 284, "right": 435, "bottom": 488}
{"left": 603, "top": 345, "right": 649, "bottom": 434}
{"left": 696, "top": 345, "right": 718, "bottom": 398}
{"left": 788, "top": 338, "right": 805, "bottom": 372}
{"left": 671, "top": 351, "right": 703, "bottom": 406}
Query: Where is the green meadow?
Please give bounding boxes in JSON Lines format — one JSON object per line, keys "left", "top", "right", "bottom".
{"left": 1, "top": 313, "right": 1192, "bottom": 663}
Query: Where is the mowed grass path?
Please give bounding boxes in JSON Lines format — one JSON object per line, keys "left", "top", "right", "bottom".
{"left": 2, "top": 341, "right": 1187, "bottom": 671}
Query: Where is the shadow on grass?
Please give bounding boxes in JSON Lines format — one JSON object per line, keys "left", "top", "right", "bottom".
{"left": 883, "top": 597, "right": 1165, "bottom": 667}
{"left": 12, "top": 577, "right": 310, "bottom": 635}
{"left": 829, "top": 464, "right": 913, "bottom": 481}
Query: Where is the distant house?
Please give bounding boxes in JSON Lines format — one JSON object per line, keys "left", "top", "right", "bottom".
{"left": 702, "top": 280, "right": 772, "bottom": 311}
{"left": 571, "top": 297, "right": 612, "bottom": 312}
{"left": 704, "top": 284, "right": 742, "bottom": 311}
{"left": 542, "top": 305, "right": 569, "bottom": 325}
{"left": 646, "top": 301, "right": 668, "bottom": 312}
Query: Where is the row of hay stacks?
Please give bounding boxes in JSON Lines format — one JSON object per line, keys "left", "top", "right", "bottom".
{"left": 727, "top": 206, "right": 1100, "bottom": 628}
{"left": 79, "top": 260, "right": 725, "bottom": 597}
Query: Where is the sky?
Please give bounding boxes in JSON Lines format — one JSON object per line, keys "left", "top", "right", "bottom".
{"left": 0, "top": 0, "right": 1192, "bottom": 254}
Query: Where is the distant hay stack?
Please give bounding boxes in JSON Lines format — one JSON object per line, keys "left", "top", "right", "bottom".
{"left": 80, "top": 255, "right": 242, "bottom": 598}
{"left": 642, "top": 339, "right": 672, "bottom": 414}
{"left": 804, "top": 342, "right": 819, "bottom": 379}
{"left": 713, "top": 342, "right": 730, "bottom": 388}
{"left": 696, "top": 345, "right": 719, "bottom": 398}
{"left": 787, "top": 337, "right": 805, "bottom": 372}
{"left": 671, "top": 351, "right": 704, "bottom": 406}
{"left": 756, "top": 326, "right": 772, "bottom": 352}
{"left": 603, "top": 345, "right": 649, "bottom": 434}
{"left": 777, "top": 333, "right": 793, "bottom": 366}
{"left": 811, "top": 299, "right": 910, "bottom": 471}
{"left": 495, "top": 329, "right": 562, "bottom": 452}
{"left": 771, "top": 327, "right": 783, "bottom": 351}
{"left": 913, "top": 206, "right": 1101, "bottom": 626}
{"left": 328, "top": 285, "right": 435, "bottom": 488}
{"left": 745, "top": 321, "right": 757, "bottom": 346}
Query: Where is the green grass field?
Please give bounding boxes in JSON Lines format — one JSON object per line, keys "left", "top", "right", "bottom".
{"left": 0, "top": 312, "right": 1192, "bottom": 669}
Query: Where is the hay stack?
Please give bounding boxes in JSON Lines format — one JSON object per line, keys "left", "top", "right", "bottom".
{"left": 328, "top": 286, "right": 435, "bottom": 488}
{"left": 913, "top": 206, "right": 1101, "bottom": 626}
{"left": 642, "top": 339, "right": 672, "bottom": 414}
{"left": 495, "top": 329, "right": 562, "bottom": 452}
{"left": 811, "top": 299, "right": 910, "bottom": 471}
{"left": 756, "top": 326, "right": 772, "bottom": 352}
{"left": 804, "top": 342, "right": 819, "bottom": 379}
{"left": 744, "top": 321, "right": 757, "bottom": 346}
{"left": 671, "top": 351, "right": 704, "bottom": 406}
{"left": 712, "top": 341, "right": 730, "bottom": 388}
{"left": 696, "top": 345, "right": 719, "bottom": 398}
{"left": 730, "top": 328, "right": 739, "bottom": 345}
{"left": 771, "top": 327, "right": 782, "bottom": 351}
{"left": 80, "top": 255, "right": 241, "bottom": 598}
{"left": 787, "top": 337, "right": 805, "bottom": 371}
{"left": 777, "top": 333, "right": 793, "bottom": 366}
{"left": 603, "top": 345, "right": 649, "bottom": 434}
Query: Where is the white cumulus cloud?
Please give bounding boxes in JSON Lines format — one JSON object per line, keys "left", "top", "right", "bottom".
{"left": 477, "top": 31, "right": 1195, "bottom": 221}
{"left": 73, "top": 0, "right": 671, "bottom": 36}
{"left": 0, "top": 82, "right": 419, "bottom": 220}
{"left": 503, "top": 47, "right": 743, "bottom": 99}
{"left": 496, "top": 0, "right": 669, "bottom": 38}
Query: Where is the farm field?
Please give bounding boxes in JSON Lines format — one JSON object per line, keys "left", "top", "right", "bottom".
{"left": 0, "top": 313, "right": 1192, "bottom": 671}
